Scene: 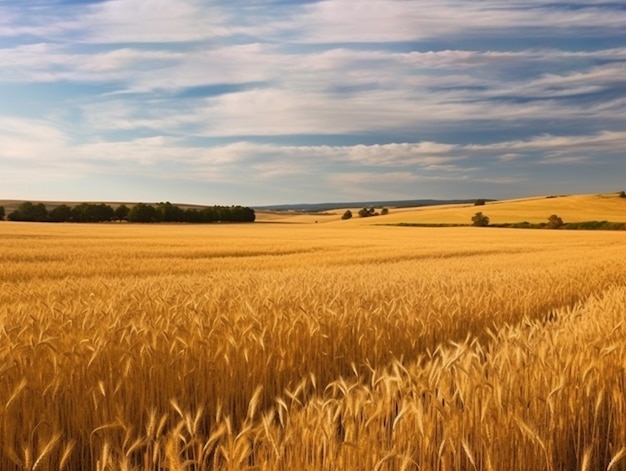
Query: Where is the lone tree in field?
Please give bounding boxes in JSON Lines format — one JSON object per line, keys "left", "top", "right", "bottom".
{"left": 619, "top": 190, "right": 626, "bottom": 198}
{"left": 381, "top": 208, "right": 389, "bottom": 215}
{"left": 0, "top": 205, "right": 4, "bottom": 220}
{"left": 547, "top": 214, "right": 564, "bottom": 229}
{"left": 474, "top": 199, "right": 486, "bottom": 206}
{"left": 471, "top": 212, "right": 490, "bottom": 227}
{"left": 341, "top": 210, "right": 353, "bottom": 220}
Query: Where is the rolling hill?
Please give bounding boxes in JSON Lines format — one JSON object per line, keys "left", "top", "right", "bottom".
{"left": 254, "top": 192, "right": 626, "bottom": 225}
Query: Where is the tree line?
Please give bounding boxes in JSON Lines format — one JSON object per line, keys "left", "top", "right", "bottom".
{"left": 2, "top": 201, "right": 255, "bottom": 223}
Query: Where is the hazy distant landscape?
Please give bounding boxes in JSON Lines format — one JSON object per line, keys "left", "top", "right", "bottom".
{"left": 2, "top": 191, "right": 625, "bottom": 227}
{"left": 253, "top": 198, "right": 490, "bottom": 212}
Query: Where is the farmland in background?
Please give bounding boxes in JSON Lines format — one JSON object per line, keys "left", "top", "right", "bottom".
{"left": 254, "top": 192, "right": 626, "bottom": 225}
{"left": 1, "top": 195, "right": 626, "bottom": 470}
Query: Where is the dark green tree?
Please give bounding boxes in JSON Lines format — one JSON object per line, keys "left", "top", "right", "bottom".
{"left": 0, "top": 205, "right": 4, "bottom": 220}
{"left": 8, "top": 202, "right": 48, "bottom": 222}
{"left": 547, "top": 214, "right": 564, "bottom": 229}
{"left": 49, "top": 204, "right": 73, "bottom": 222}
{"left": 358, "top": 208, "right": 371, "bottom": 218}
{"left": 229, "top": 206, "right": 255, "bottom": 222}
{"left": 471, "top": 212, "right": 490, "bottom": 227}
{"left": 70, "top": 203, "right": 114, "bottom": 222}
{"left": 341, "top": 210, "right": 353, "bottom": 220}
{"left": 96, "top": 203, "right": 115, "bottom": 222}
{"left": 114, "top": 204, "right": 130, "bottom": 221}
{"left": 619, "top": 191, "right": 626, "bottom": 198}
{"left": 157, "top": 202, "right": 185, "bottom": 222}
{"left": 70, "top": 203, "right": 89, "bottom": 222}
{"left": 381, "top": 208, "right": 389, "bottom": 215}
{"left": 128, "top": 203, "right": 160, "bottom": 223}
{"left": 184, "top": 208, "right": 201, "bottom": 223}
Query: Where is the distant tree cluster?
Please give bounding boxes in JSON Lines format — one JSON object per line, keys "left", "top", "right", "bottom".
{"left": 619, "top": 191, "right": 626, "bottom": 198}
{"left": 5, "top": 201, "right": 255, "bottom": 223}
{"left": 0, "top": 206, "right": 5, "bottom": 221}
{"left": 356, "top": 207, "right": 389, "bottom": 218}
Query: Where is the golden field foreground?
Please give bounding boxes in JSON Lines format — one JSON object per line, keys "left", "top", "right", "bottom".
{"left": 1, "top": 221, "right": 626, "bottom": 470}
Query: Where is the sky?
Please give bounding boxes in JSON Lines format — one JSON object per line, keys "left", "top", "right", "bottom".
{"left": 1, "top": 0, "right": 625, "bottom": 206}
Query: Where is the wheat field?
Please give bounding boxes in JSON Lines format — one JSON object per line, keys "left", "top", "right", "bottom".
{"left": 1, "top": 219, "right": 626, "bottom": 470}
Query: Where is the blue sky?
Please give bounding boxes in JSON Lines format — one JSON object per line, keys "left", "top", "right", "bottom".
{"left": 1, "top": 0, "right": 625, "bottom": 205}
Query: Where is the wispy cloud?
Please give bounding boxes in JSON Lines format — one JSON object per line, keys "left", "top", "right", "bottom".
{"left": 0, "top": 0, "right": 227, "bottom": 42}
{"left": 268, "top": 0, "right": 626, "bottom": 43}
{"left": 0, "top": 116, "right": 68, "bottom": 159}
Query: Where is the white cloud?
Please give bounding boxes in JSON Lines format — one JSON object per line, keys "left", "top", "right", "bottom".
{"left": 0, "top": 43, "right": 182, "bottom": 84}
{"left": 0, "top": 0, "right": 228, "bottom": 43}
{"left": 85, "top": 0, "right": 226, "bottom": 43}
{"left": 0, "top": 116, "right": 68, "bottom": 159}
{"left": 468, "top": 130, "right": 626, "bottom": 154}
{"left": 191, "top": 90, "right": 428, "bottom": 136}
{"left": 3, "top": 35, "right": 625, "bottom": 141}
{"left": 275, "top": 0, "right": 626, "bottom": 43}
{"left": 327, "top": 171, "right": 424, "bottom": 185}
{"left": 0, "top": 110, "right": 622, "bottom": 203}
{"left": 394, "top": 47, "right": 626, "bottom": 69}
{"left": 5, "top": 1, "right": 625, "bottom": 45}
